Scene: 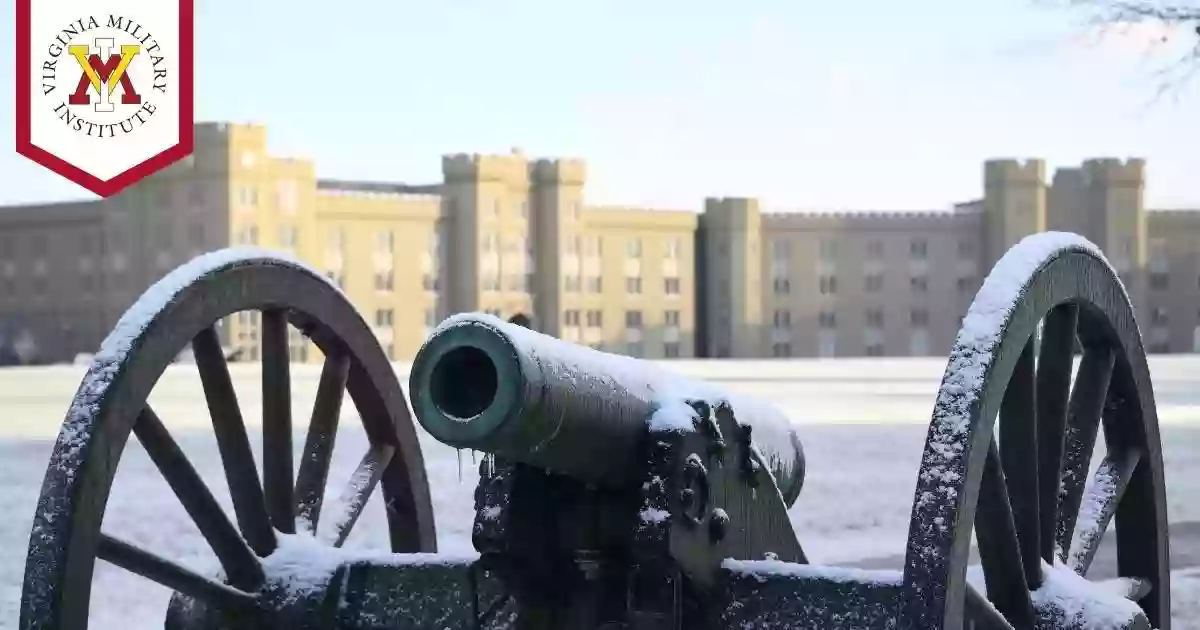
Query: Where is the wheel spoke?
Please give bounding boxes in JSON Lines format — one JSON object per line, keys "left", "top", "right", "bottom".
{"left": 1068, "top": 448, "right": 1141, "bottom": 576}
{"left": 261, "top": 308, "right": 295, "bottom": 534}
{"left": 998, "top": 339, "right": 1041, "bottom": 589}
{"left": 193, "top": 325, "right": 276, "bottom": 556}
{"left": 1055, "top": 346, "right": 1114, "bottom": 561}
{"left": 295, "top": 353, "right": 351, "bottom": 534}
{"left": 328, "top": 444, "right": 396, "bottom": 548}
{"left": 1035, "top": 304, "right": 1077, "bottom": 565}
{"left": 133, "top": 406, "right": 264, "bottom": 590}
{"left": 975, "top": 440, "right": 1036, "bottom": 628}
{"left": 98, "top": 533, "right": 257, "bottom": 611}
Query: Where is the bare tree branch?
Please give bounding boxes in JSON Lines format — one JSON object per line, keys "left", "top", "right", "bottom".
{"left": 1055, "top": 0, "right": 1200, "bottom": 98}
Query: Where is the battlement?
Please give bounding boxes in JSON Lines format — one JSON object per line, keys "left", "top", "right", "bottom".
{"left": 1082, "top": 158, "right": 1145, "bottom": 185}
{"left": 984, "top": 159, "right": 1046, "bottom": 184}
{"left": 702, "top": 197, "right": 761, "bottom": 231}
{"left": 316, "top": 179, "right": 442, "bottom": 201}
{"left": 530, "top": 158, "right": 586, "bottom": 186}
{"left": 761, "top": 208, "right": 979, "bottom": 230}
{"left": 442, "top": 150, "right": 531, "bottom": 184}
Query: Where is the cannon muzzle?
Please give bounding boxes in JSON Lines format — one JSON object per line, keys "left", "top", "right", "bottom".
{"left": 409, "top": 313, "right": 805, "bottom": 506}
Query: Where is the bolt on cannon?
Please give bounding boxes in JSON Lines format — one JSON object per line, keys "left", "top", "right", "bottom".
{"left": 19, "top": 232, "right": 1170, "bottom": 629}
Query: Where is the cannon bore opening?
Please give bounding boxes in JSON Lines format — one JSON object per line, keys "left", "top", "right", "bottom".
{"left": 430, "top": 345, "right": 499, "bottom": 420}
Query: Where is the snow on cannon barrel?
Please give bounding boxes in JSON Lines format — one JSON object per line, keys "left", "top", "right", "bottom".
{"left": 409, "top": 312, "right": 806, "bottom": 506}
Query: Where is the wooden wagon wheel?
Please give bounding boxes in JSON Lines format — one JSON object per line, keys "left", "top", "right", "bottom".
{"left": 900, "top": 233, "right": 1169, "bottom": 630}
{"left": 20, "top": 249, "right": 437, "bottom": 629}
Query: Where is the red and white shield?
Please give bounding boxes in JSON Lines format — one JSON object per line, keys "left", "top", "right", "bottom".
{"left": 15, "top": 0, "right": 194, "bottom": 197}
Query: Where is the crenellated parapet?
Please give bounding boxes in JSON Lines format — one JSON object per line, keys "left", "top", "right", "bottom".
{"left": 530, "top": 158, "right": 587, "bottom": 186}
{"left": 1082, "top": 158, "right": 1145, "bottom": 187}
{"left": 442, "top": 151, "right": 531, "bottom": 185}
{"left": 760, "top": 208, "right": 982, "bottom": 232}
{"left": 984, "top": 159, "right": 1046, "bottom": 186}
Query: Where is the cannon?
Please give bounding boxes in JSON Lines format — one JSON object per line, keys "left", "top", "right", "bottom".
{"left": 19, "top": 232, "right": 1169, "bottom": 629}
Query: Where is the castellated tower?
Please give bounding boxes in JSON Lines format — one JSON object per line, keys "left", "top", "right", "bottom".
{"left": 697, "top": 198, "right": 762, "bottom": 358}
{"left": 440, "top": 151, "right": 535, "bottom": 321}
{"left": 982, "top": 159, "right": 1047, "bottom": 270}
{"left": 1081, "top": 158, "right": 1147, "bottom": 313}
{"left": 529, "top": 158, "right": 586, "bottom": 338}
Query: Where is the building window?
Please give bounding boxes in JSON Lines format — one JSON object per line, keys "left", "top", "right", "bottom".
{"left": 772, "top": 342, "right": 792, "bottom": 358}
{"left": 866, "top": 342, "right": 885, "bottom": 357}
{"left": 564, "top": 310, "right": 581, "bottom": 326}
{"left": 238, "top": 186, "right": 258, "bottom": 206}
{"left": 664, "top": 342, "right": 681, "bottom": 358}
{"left": 819, "top": 239, "right": 837, "bottom": 263}
{"left": 238, "top": 226, "right": 258, "bottom": 245}
{"left": 586, "top": 310, "right": 603, "bottom": 328}
{"left": 819, "top": 310, "right": 836, "bottom": 329}
{"left": 374, "top": 270, "right": 394, "bottom": 291}
{"left": 482, "top": 233, "right": 498, "bottom": 253}
{"left": 376, "top": 230, "right": 395, "bottom": 255}
{"left": 910, "top": 276, "right": 928, "bottom": 293}
{"left": 279, "top": 225, "right": 298, "bottom": 249}
{"left": 957, "top": 240, "right": 974, "bottom": 258}
{"left": 819, "top": 275, "right": 837, "bottom": 295}
{"left": 910, "top": 329, "right": 930, "bottom": 356}
{"left": 585, "top": 236, "right": 602, "bottom": 256}
{"left": 1152, "top": 307, "right": 1169, "bottom": 326}
{"left": 627, "top": 238, "right": 643, "bottom": 258}
{"left": 957, "top": 276, "right": 975, "bottom": 293}
{"left": 665, "top": 278, "right": 681, "bottom": 295}
{"left": 1150, "top": 273, "right": 1169, "bottom": 290}
{"left": 866, "top": 240, "right": 883, "bottom": 259}
{"left": 866, "top": 309, "right": 885, "bottom": 328}
{"left": 665, "top": 310, "right": 681, "bottom": 327}
{"left": 865, "top": 274, "right": 883, "bottom": 292}
{"left": 773, "top": 239, "right": 791, "bottom": 261}
{"left": 565, "top": 275, "right": 582, "bottom": 292}
{"left": 626, "top": 277, "right": 642, "bottom": 294}
{"left": 911, "top": 309, "right": 929, "bottom": 327}
{"left": 665, "top": 238, "right": 682, "bottom": 259}
{"left": 374, "top": 309, "right": 394, "bottom": 328}
{"left": 587, "top": 276, "right": 602, "bottom": 293}
{"left": 773, "top": 309, "right": 791, "bottom": 329}
{"left": 773, "top": 278, "right": 790, "bottom": 295}
{"left": 910, "top": 239, "right": 928, "bottom": 260}
{"left": 625, "top": 311, "right": 643, "bottom": 328}
{"left": 626, "top": 342, "right": 644, "bottom": 357}
{"left": 328, "top": 228, "right": 345, "bottom": 254}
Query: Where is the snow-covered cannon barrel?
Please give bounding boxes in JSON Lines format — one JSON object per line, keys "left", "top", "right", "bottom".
{"left": 408, "top": 312, "right": 807, "bottom": 505}
{"left": 17, "top": 232, "right": 1171, "bottom": 630}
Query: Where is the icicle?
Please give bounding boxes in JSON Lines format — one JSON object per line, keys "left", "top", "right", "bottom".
{"left": 456, "top": 448, "right": 464, "bottom": 483}
{"left": 471, "top": 450, "right": 478, "bottom": 465}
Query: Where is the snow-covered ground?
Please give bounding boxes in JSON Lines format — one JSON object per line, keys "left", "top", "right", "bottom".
{"left": 1, "top": 356, "right": 1199, "bottom": 628}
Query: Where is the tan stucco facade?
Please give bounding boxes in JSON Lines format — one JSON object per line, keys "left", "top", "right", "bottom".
{"left": 0, "top": 122, "right": 1197, "bottom": 364}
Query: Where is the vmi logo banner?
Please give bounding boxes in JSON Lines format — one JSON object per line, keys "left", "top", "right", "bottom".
{"left": 16, "top": 0, "right": 194, "bottom": 197}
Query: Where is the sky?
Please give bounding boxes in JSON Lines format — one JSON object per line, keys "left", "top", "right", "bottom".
{"left": 2, "top": 0, "right": 1198, "bottom": 211}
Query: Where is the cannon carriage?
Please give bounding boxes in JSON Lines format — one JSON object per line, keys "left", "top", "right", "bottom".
{"left": 19, "top": 232, "right": 1170, "bottom": 629}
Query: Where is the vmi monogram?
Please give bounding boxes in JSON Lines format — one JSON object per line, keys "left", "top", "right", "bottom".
{"left": 40, "top": 15, "right": 170, "bottom": 139}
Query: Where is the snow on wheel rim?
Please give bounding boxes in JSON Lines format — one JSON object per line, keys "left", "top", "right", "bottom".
{"left": 21, "top": 248, "right": 437, "bottom": 630}
{"left": 900, "top": 232, "right": 1170, "bottom": 629}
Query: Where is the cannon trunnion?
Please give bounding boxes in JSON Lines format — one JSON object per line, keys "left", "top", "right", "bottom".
{"left": 18, "top": 233, "right": 1171, "bottom": 630}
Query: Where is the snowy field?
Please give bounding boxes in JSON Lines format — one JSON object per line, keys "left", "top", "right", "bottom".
{"left": 1, "top": 356, "right": 1199, "bottom": 627}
